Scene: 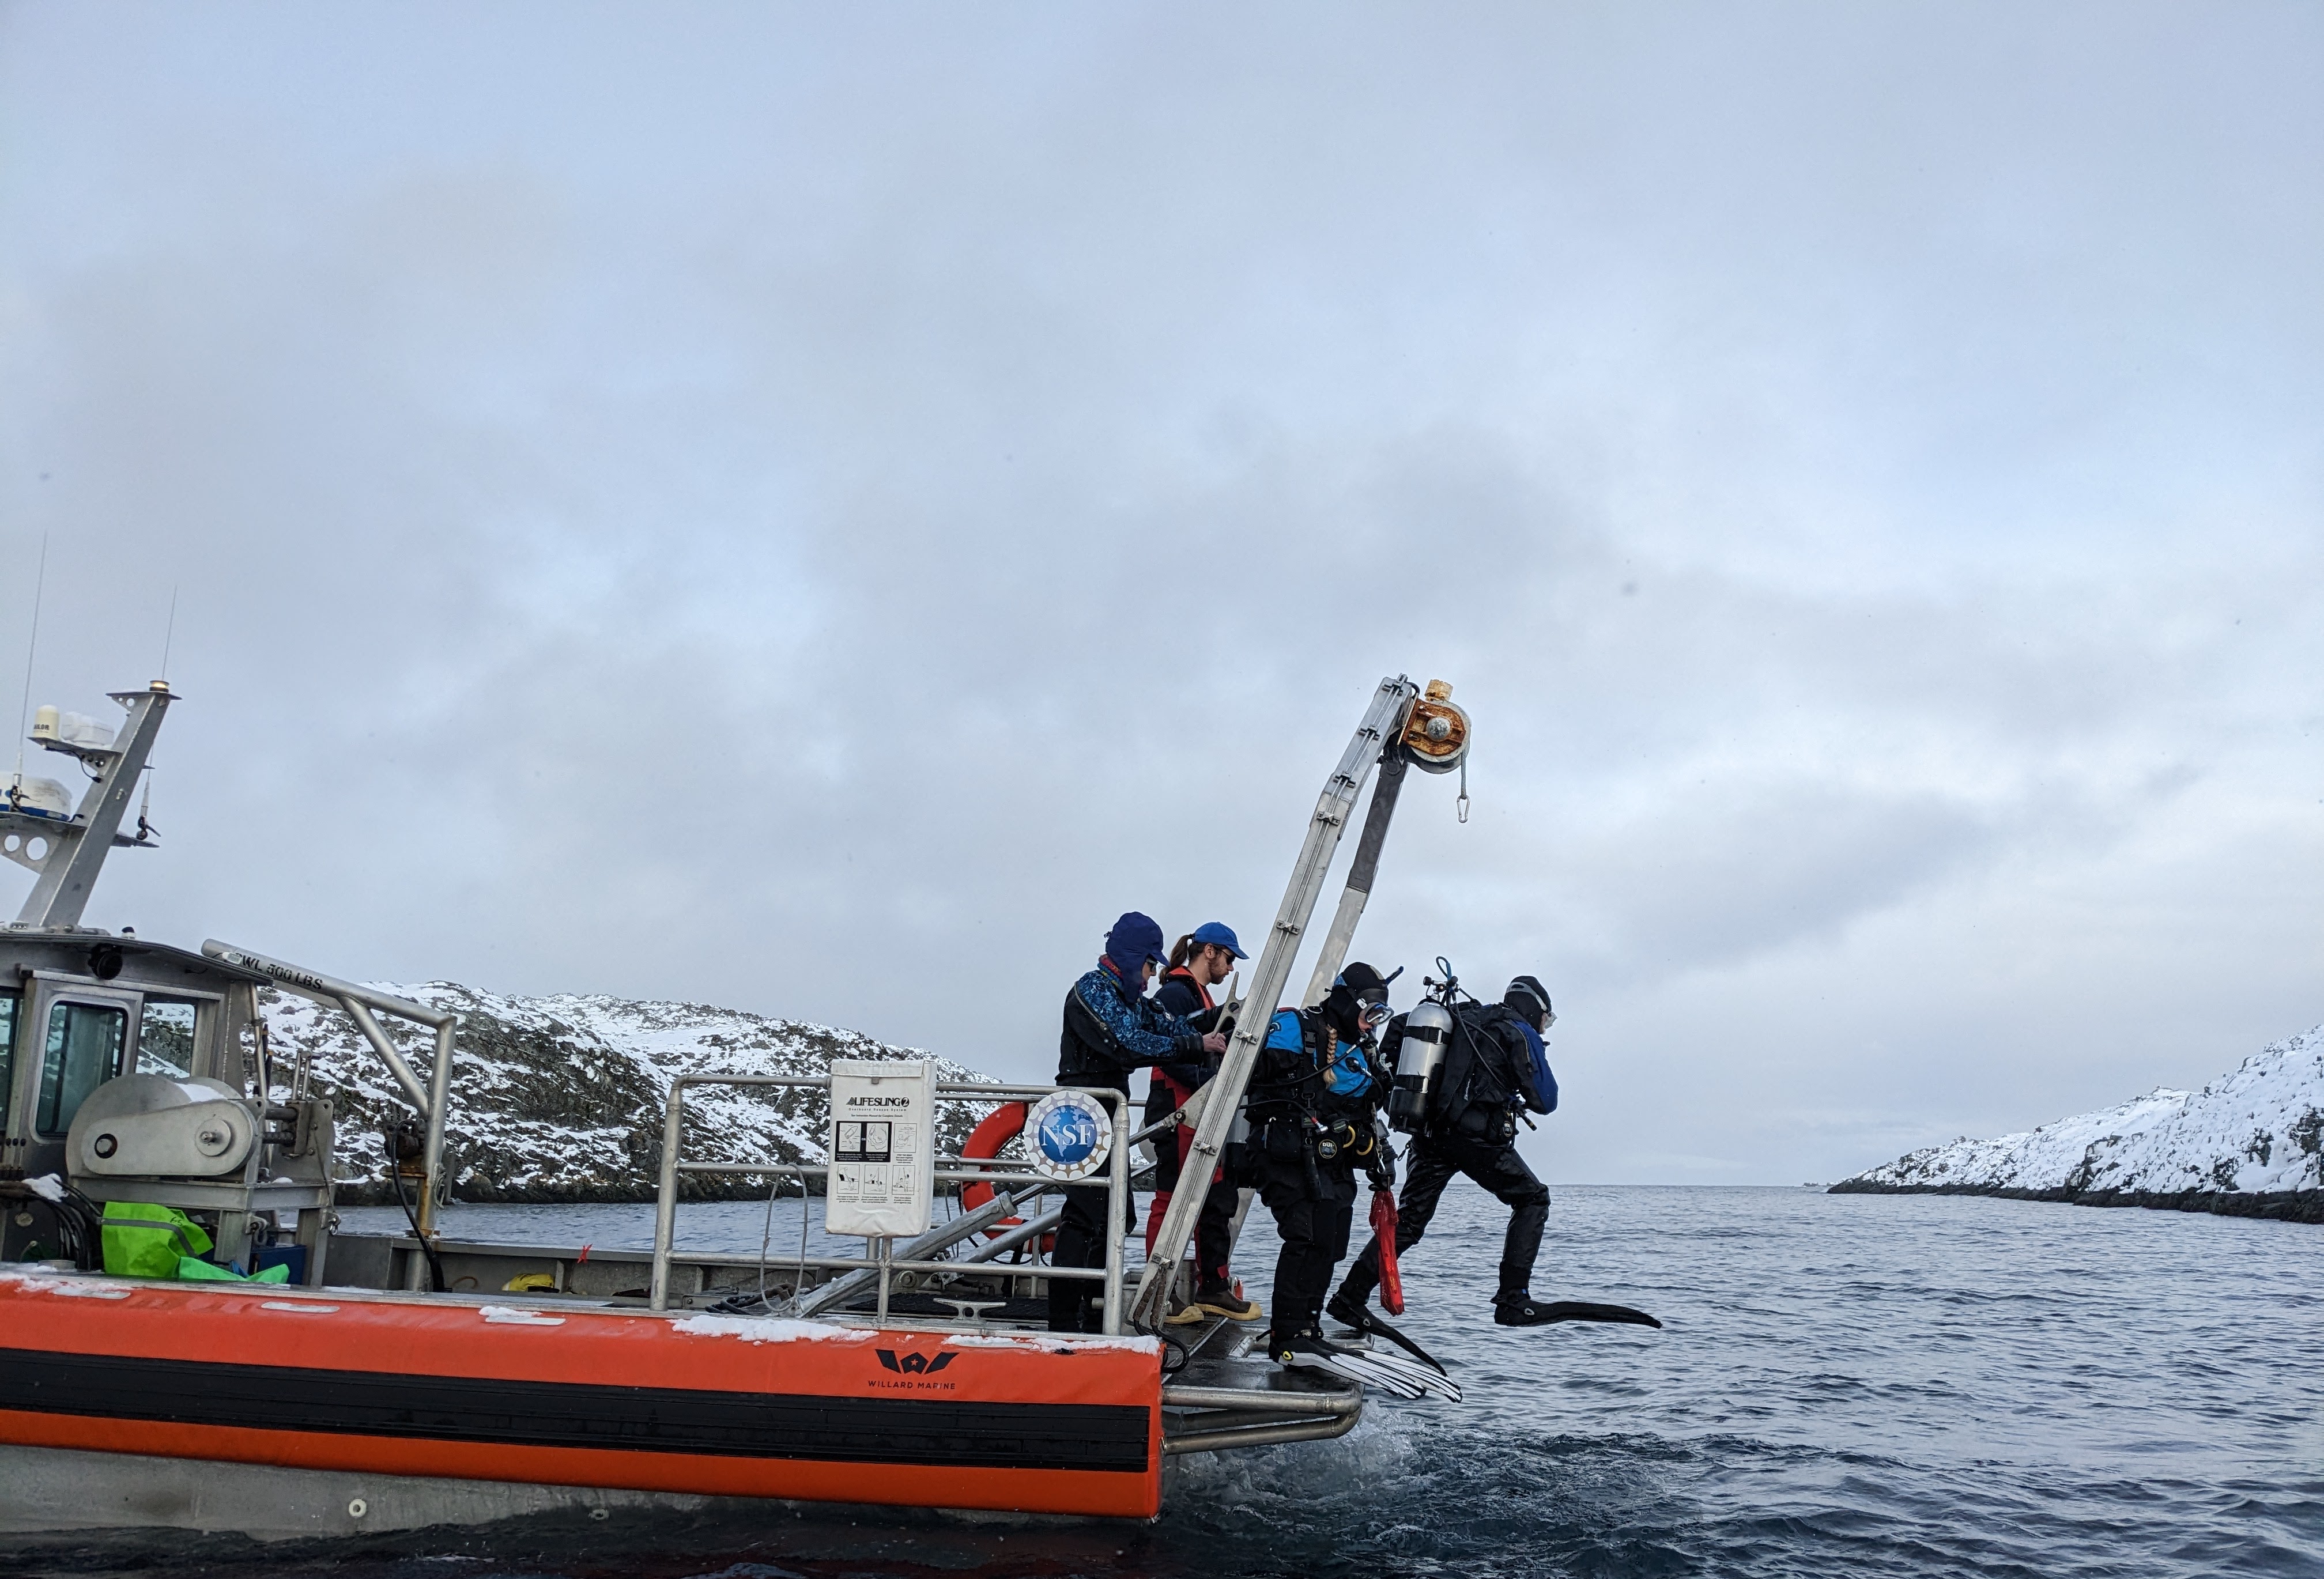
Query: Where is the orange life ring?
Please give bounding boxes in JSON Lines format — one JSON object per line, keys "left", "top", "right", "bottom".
{"left": 960, "top": 1101, "right": 1054, "bottom": 1251}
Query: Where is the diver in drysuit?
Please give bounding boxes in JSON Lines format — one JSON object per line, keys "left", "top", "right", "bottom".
{"left": 1244, "top": 962, "right": 1457, "bottom": 1399}
{"left": 1333, "top": 974, "right": 1565, "bottom": 1327}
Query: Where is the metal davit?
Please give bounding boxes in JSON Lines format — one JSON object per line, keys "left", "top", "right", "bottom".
{"left": 1130, "top": 675, "right": 1471, "bottom": 1329}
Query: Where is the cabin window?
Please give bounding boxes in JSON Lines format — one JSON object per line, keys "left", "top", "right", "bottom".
{"left": 37, "top": 1000, "right": 127, "bottom": 1136}
{"left": 137, "top": 998, "right": 199, "bottom": 1079}
{"left": 0, "top": 991, "right": 16, "bottom": 1130}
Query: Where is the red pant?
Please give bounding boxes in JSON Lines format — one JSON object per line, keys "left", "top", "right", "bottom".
{"left": 1144, "top": 1074, "right": 1235, "bottom": 1289}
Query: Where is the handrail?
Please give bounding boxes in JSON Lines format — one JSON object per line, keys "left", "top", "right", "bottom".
{"left": 648, "top": 1074, "right": 1135, "bottom": 1333}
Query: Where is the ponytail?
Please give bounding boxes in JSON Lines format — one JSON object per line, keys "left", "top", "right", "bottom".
{"left": 1166, "top": 934, "right": 1198, "bottom": 972}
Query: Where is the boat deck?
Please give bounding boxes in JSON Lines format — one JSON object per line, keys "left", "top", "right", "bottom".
{"left": 1157, "top": 1309, "right": 1364, "bottom": 1454}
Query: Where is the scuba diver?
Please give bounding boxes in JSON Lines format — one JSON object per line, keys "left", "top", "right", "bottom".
{"left": 1148, "top": 922, "right": 1261, "bottom": 1323}
{"left": 1333, "top": 969, "right": 1659, "bottom": 1332}
{"left": 1051, "top": 912, "right": 1228, "bottom": 1333}
{"left": 1248, "top": 963, "right": 1458, "bottom": 1400}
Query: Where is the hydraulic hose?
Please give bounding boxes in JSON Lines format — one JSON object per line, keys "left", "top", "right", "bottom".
{"left": 386, "top": 1127, "right": 448, "bottom": 1292}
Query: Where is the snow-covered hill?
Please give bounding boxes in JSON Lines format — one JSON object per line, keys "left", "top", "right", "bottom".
{"left": 1833, "top": 1023, "right": 2324, "bottom": 1222}
{"left": 260, "top": 984, "right": 994, "bottom": 1204}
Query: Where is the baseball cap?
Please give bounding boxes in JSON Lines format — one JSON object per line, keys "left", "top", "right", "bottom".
{"left": 1190, "top": 921, "right": 1248, "bottom": 960}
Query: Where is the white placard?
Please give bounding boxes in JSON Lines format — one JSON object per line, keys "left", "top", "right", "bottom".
{"left": 825, "top": 1058, "right": 936, "bottom": 1238}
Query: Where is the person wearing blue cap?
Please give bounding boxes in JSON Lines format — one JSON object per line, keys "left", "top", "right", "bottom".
{"left": 1146, "top": 923, "right": 1259, "bottom": 1323}
{"left": 1050, "top": 912, "right": 1229, "bottom": 1332}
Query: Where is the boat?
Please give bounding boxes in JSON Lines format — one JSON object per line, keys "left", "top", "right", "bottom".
{"left": 0, "top": 673, "right": 1471, "bottom": 1534}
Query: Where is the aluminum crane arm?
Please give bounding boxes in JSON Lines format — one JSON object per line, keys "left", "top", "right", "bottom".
{"left": 1128, "top": 676, "right": 1420, "bottom": 1328}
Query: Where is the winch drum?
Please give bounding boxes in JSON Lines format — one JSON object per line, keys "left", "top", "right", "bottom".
{"left": 67, "top": 1075, "right": 258, "bottom": 1180}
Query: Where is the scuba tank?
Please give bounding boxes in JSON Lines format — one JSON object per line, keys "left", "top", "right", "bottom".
{"left": 1387, "top": 985, "right": 1457, "bottom": 1135}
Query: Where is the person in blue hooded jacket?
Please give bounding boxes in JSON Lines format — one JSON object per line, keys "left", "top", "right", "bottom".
{"left": 1048, "top": 912, "right": 1227, "bottom": 1332}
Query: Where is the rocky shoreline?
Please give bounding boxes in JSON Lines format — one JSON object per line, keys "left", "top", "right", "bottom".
{"left": 1831, "top": 1023, "right": 2323, "bottom": 1223}
{"left": 1826, "top": 1178, "right": 2324, "bottom": 1224}
{"left": 259, "top": 983, "right": 994, "bottom": 1206}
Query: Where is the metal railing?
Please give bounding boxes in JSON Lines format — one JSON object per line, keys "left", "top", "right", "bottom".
{"left": 647, "top": 1076, "right": 1136, "bottom": 1332}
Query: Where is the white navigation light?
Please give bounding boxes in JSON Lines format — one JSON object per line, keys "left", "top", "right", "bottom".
{"left": 1026, "top": 1090, "right": 1113, "bottom": 1182}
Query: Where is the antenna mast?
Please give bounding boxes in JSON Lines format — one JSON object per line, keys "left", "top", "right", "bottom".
{"left": 7, "top": 682, "right": 175, "bottom": 930}
{"left": 159, "top": 584, "right": 179, "bottom": 683}
{"left": 11, "top": 534, "right": 47, "bottom": 802}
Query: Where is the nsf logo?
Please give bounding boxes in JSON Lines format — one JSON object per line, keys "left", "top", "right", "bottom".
{"left": 1027, "top": 1090, "right": 1113, "bottom": 1181}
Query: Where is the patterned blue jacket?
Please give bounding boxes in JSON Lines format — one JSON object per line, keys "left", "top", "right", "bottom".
{"left": 1057, "top": 962, "right": 1204, "bottom": 1096}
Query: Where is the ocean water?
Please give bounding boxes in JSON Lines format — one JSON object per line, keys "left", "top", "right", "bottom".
{"left": 14, "top": 1186, "right": 2321, "bottom": 1578}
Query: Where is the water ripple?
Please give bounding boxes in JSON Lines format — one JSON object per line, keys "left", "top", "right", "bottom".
{"left": 7, "top": 1187, "right": 2318, "bottom": 1578}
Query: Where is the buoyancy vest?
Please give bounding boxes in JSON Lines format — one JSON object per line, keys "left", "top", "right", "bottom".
{"left": 1248, "top": 1008, "right": 1380, "bottom": 1124}
{"left": 1148, "top": 969, "right": 1217, "bottom": 1100}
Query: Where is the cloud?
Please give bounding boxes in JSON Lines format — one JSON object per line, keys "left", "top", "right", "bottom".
{"left": 2, "top": 2, "right": 2319, "bottom": 1183}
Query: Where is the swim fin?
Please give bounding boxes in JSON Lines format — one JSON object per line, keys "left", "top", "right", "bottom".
{"left": 1326, "top": 1291, "right": 1453, "bottom": 1376}
{"left": 1493, "top": 1294, "right": 1662, "bottom": 1328}
{"left": 1268, "top": 1329, "right": 1429, "bottom": 1400}
{"left": 1321, "top": 1335, "right": 1463, "bottom": 1402}
{"left": 1319, "top": 1347, "right": 1433, "bottom": 1400}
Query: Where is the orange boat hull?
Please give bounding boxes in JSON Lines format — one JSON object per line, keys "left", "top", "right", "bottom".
{"left": 0, "top": 1276, "right": 1163, "bottom": 1519}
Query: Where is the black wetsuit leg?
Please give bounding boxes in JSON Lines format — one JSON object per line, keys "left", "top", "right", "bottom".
{"left": 1474, "top": 1142, "right": 1551, "bottom": 1300}
{"left": 1258, "top": 1157, "right": 1355, "bottom": 1335}
{"left": 1047, "top": 1181, "right": 1113, "bottom": 1332}
{"left": 1339, "top": 1133, "right": 1550, "bottom": 1304}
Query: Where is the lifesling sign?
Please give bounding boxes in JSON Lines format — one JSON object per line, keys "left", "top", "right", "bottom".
{"left": 824, "top": 1059, "right": 936, "bottom": 1238}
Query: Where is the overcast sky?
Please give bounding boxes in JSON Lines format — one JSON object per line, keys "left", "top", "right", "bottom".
{"left": 3, "top": 3, "right": 2318, "bottom": 1184}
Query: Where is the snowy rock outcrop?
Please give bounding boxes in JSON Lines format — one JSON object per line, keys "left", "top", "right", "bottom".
{"left": 259, "top": 984, "right": 995, "bottom": 1204}
{"left": 1833, "top": 1024, "right": 2324, "bottom": 1222}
